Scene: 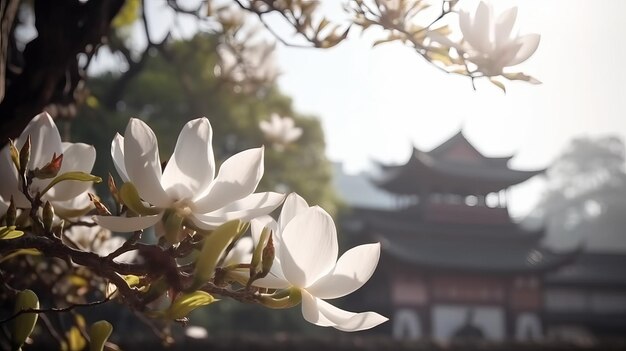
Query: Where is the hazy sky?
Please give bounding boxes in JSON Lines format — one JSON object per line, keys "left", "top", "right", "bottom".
{"left": 270, "top": 0, "right": 626, "bottom": 217}
{"left": 93, "top": 0, "right": 626, "bottom": 217}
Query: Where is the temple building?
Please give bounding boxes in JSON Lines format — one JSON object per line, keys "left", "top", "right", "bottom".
{"left": 342, "top": 132, "right": 576, "bottom": 341}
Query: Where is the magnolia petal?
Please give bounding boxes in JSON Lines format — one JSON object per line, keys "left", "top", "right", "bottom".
{"left": 123, "top": 118, "right": 170, "bottom": 208}
{"left": 251, "top": 215, "right": 277, "bottom": 245}
{"left": 285, "top": 128, "right": 303, "bottom": 143}
{"left": 458, "top": 10, "right": 473, "bottom": 45}
{"left": 18, "top": 112, "right": 63, "bottom": 170}
{"left": 192, "top": 147, "right": 264, "bottom": 213}
{"left": 111, "top": 134, "right": 130, "bottom": 183}
{"left": 495, "top": 7, "right": 517, "bottom": 47}
{"left": 191, "top": 192, "right": 285, "bottom": 230}
{"left": 472, "top": 1, "right": 493, "bottom": 53}
{"left": 224, "top": 236, "right": 254, "bottom": 266}
{"left": 259, "top": 120, "right": 273, "bottom": 135}
{"left": 306, "top": 243, "right": 381, "bottom": 298}
{"left": 161, "top": 118, "right": 215, "bottom": 199}
{"left": 0, "top": 147, "right": 22, "bottom": 205}
{"left": 94, "top": 213, "right": 163, "bottom": 233}
{"left": 45, "top": 143, "right": 96, "bottom": 202}
{"left": 508, "top": 33, "right": 540, "bottom": 66}
{"left": 280, "top": 206, "right": 338, "bottom": 288}
{"left": 0, "top": 195, "right": 8, "bottom": 215}
{"left": 278, "top": 192, "right": 309, "bottom": 233}
{"left": 301, "top": 292, "right": 388, "bottom": 332}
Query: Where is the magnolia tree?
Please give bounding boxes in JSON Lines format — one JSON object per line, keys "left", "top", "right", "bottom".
{"left": 0, "top": 113, "right": 386, "bottom": 350}
{"left": 0, "top": 0, "right": 540, "bottom": 349}
{"left": 0, "top": 0, "right": 540, "bottom": 142}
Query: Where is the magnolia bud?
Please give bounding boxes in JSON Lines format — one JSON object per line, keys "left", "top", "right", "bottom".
{"left": 260, "top": 232, "right": 275, "bottom": 278}
{"left": 19, "top": 136, "right": 31, "bottom": 174}
{"left": 33, "top": 153, "right": 63, "bottom": 179}
{"left": 107, "top": 174, "right": 120, "bottom": 205}
{"left": 8, "top": 139, "right": 20, "bottom": 172}
{"left": 89, "top": 320, "right": 113, "bottom": 351}
{"left": 88, "top": 193, "right": 111, "bottom": 216}
{"left": 6, "top": 196, "right": 16, "bottom": 226}
{"left": 11, "top": 289, "right": 39, "bottom": 350}
{"left": 42, "top": 201, "right": 54, "bottom": 233}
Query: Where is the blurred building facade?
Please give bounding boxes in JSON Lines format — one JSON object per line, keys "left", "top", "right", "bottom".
{"left": 337, "top": 132, "right": 626, "bottom": 342}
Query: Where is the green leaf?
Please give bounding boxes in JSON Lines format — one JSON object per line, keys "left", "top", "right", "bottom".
{"left": 11, "top": 289, "right": 39, "bottom": 350}
{"left": 89, "top": 320, "right": 113, "bottom": 351}
{"left": 191, "top": 220, "right": 246, "bottom": 291}
{"left": 40, "top": 171, "right": 102, "bottom": 196}
{"left": 0, "top": 226, "right": 24, "bottom": 240}
{"left": 119, "top": 182, "right": 161, "bottom": 215}
{"left": 165, "top": 291, "right": 217, "bottom": 320}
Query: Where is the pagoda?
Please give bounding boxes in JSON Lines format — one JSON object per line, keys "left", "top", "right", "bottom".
{"left": 344, "top": 131, "right": 575, "bottom": 342}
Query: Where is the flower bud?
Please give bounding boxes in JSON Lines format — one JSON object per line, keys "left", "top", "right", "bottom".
{"left": 107, "top": 174, "right": 120, "bottom": 206}
{"left": 8, "top": 139, "right": 20, "bottom": 172}
{"left": 19, "top": 136, "right": 31, "bottom": 174}
{"left": 88, "top": 193, "right": 111, "bottom": 216}
{"left": 32, "top": 153, "right": 63, "bottom": 179}
{"left": 260, "top": 232, "right": 275, "bottom": 278}
{"left": 6, "top": 196, "right": 17, "bottom": 226}
{"left": 11, "top": 289, "right": 39, "bottom": 350}
{"left": 42, "top": 201, "right": 54, "bottom": 233}
{"left": 89, "top": 320, "right": 113, "bottom": 351}
{"left": 249, "top": 227, "right": 270, "bottom": 278}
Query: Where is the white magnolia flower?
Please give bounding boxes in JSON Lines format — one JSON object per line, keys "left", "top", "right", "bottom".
{"left": 457, "top": 1, "right": 540, "bottom": 76}
{"left": 96, "top": 117, "right": 284, "bottom": 233}
{"left": 64, "top": 220, "right": 137, "bottom": 263}
{"left": 259, "top": 114, "right": 302, "bottom": 148}
{"left": 0, "top": 112, "right": 96, "bottom": 209}
{"left": 246, "top": 193, "right": 388, "bottom": 332}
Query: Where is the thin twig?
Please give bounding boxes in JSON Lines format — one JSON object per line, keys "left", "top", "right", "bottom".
{"left": 0, "top": 296, "right": 111, "bottom": 325}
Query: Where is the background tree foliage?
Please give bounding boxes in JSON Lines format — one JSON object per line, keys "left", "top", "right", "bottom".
{"left": 525, "top": 137, "right": 626, "bottom": 252}
{"left": 73, "top": 33, "right": 339, "bottom": 215}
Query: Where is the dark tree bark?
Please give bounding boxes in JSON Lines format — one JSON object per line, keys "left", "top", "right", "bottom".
{"left": 0, "top": 0, "right": 21, "bottom": 102}
{"left": 0, "top": 0, "right": 125, "bottom": 145}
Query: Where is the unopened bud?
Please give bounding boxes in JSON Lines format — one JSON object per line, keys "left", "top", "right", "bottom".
{"left": 250, "top": 227, "right": 271, "bottom": 280}
{"left": 6, "top": 196, "right": 16, "bottom": 226}
{"left": 19, "top": 136, "right": 31, "bottom": 174}
{"left": 107, "top": 174, "right": 120, "bottom": 205}
{"left": 260, "top": 232, "right": 275, "bottom": 278}
{"left": 11, "top": 289, "right": 39, "bottom": 350}
{"left": 89, "top": 320, "right": 113, "bottom": 351}
{"left": 89, "top": 193, "right": 111, "bottom": 216}
{"left": 42, "top": 201, "right": 54, "bottom": 233}
{"left": 33, "top": 153, "right": 63, "bottom": 179}
{"left": 8, "top": 139, "right": 20, "bottom": 171}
